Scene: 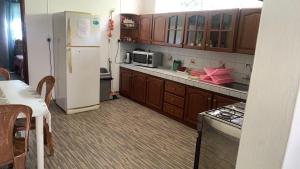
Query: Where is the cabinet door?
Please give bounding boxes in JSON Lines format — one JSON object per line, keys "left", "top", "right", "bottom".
{"left": 152, "top": 14, "right": 168, "bottom": 45}
{"left": 146, "top": 76, "right": 164, "bottom": 110}
{"left": 166, "top": 13, "right": 185, "bottom": 47}
{"left": 184, "top": 12, "right": 208, "bottom": 50}
{"left": 236, "top": 9, "right": 261, "bottom": 54}
{"left": 206, "top": 9, "right": 238, "bottom": 52}
{"left": 139, "top": 14, "right": 152, "bottom": 44}
{"left": 120, "top": 14, "right": 139, "bottom": 42}
{"left": 213, "top": 94, "right": 240, "bottom": 109}
{"left": 184, "top": 87, "right": 213, "bottom": 127}
{"left": 131, "top": 72, "right": 147, "bottom": 103}
{"left": 120, "top": 68, "right": 132, "bottom": 97}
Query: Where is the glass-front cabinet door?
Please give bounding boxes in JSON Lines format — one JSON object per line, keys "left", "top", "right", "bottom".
{"left": 184, "top": 12, "right": 208, "bottom": 49}
{"left": 206, "top": 9, "right": 238, "bottom": 52}
{"left": 166, "top": 13, "right": 185, "bottom": 47}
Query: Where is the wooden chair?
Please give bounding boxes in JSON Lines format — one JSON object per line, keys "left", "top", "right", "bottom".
{"left": 0, "top": 67, "right": 10, "bottom": 80}
{"left": 15, "top": 76, "right": 55, "bottom": 156}
{"left": 0, "top": 105, "right": 32, "bottom": 169}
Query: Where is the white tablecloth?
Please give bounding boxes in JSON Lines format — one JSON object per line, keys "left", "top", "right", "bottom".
{"left": 0, "top": 80, "right": 50, "bottom": 169}
{"left": 0, "top": 80, "right": 51, "bottom": 131}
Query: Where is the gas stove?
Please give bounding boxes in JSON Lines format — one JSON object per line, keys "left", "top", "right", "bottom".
{"left": 201, "top": 102, "right": 245, "bottom": 129}
{"left": 194, "top": 102, "right": 246, "bottom": 169}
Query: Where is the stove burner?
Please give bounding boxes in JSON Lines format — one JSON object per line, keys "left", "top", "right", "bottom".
{"left": 219, "top": 111, "right": 232, "bottom": 119}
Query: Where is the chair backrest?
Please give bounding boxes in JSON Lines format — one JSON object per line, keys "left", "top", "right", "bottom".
{"left": 0, "top": 105, "right": 32, "bottom": 166}
{"left": 0, "top": 68, "right": 10, "bottom": 80}
{"left": 36, "top": 76, "right": 55, "bottom": 108}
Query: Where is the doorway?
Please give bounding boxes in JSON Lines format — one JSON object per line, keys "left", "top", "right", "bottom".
{"left": 0, "top": 0, "right": 28, "bottom": 83}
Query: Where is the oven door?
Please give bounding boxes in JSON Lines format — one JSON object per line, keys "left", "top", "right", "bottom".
{"left": 195, "top": 117, "right": 240, "bottom": 169}
{"left": 132, "top": 53, "right": 148, "bottom": 66}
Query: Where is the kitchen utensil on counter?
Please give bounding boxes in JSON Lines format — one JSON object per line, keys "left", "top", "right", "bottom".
{"left": 124, "top": 52, "right": 132, "bottom": 64}
{"left": 177, "top": 66, "right": 187, "bottom": 72}
{"left": 172, "top": 60, "right": 182, "bottom": 71}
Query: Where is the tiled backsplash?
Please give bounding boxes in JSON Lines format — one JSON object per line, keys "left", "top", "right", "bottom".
{"left": 120, "top": 43, "right": 254, "bottom": 84}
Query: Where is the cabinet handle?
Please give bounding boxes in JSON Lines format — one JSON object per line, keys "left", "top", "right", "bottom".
{"left": 67, "top": 18, "right": 72, "bottom": 46}
{"left": 213, "top": 99, "right": 217, "bottom": 109}
{"left": 207, "top": 97, "right": 212, "bottom": 108}
{"left": 67, "top": 48, "right": 72, "bottom": 73}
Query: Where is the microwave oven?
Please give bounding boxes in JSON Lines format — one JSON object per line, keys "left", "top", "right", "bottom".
{"left": 132, "top": 51, "right": 162, "bottom": 68}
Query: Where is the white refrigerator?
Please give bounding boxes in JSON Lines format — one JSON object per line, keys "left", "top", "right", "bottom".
{"left": 53, "top": 11, "right": 101, "bottom": 114}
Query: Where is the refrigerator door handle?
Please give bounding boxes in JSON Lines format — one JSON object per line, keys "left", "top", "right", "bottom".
{"left": 67, "top": 18, "right": 72, "bottom": 46}
{"left": 67, "top": 48, "right": 72, "bottom": 73}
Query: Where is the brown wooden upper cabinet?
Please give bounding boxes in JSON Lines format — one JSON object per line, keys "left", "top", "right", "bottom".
{"left": 165, "top": 13, "right": 186, "bottom": 47}
{"left": 206, "top": 9, "right": 239, "bottom": 52}
{"left": 152, "top": 14, "right": 168, "bottom": 45}
{"left": 139, "top": 14, "right": 152, "bottom": 44}
{"left": 184, "top": 12, "right": 208, "bottom": 50}
{"left": 236, "top": 8, "right": 261, "bottom": 54}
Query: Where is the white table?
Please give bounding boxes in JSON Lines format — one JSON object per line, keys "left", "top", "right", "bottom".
{"left": 0, "top": 80, "right": 50, "bottom": 169}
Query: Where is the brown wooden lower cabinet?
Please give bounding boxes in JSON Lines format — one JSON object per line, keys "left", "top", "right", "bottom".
{"left": 119, "top": 67, "right": 244, "bottom": 129}
{"left": 184, "top": 87, "right": 213, "bottom": 127}
{"left": 164, "top": 92, "right": 185, "bottom": 108}
{"left": 165, "top": 80, "right": 186, "bottom": 97}
{"left": 119, "top": 68, "right": 132, "bottom": 97}
{"left": 163, "top": 103, "right": 184, "bottom": 119}
{"left": 212, "top": 94, "right": 241, "bottom": 109}
{"left": 131, "top": 72, "right": 147, "bottom": 104}
{"left": 146, "top": 76, "right": 164, "bottom": 110}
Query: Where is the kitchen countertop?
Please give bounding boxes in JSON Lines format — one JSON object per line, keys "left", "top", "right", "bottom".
{"left": 120, "top": 64, "right": 248, "bottom": 100}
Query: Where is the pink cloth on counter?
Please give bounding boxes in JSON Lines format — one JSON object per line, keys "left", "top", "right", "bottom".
{"left": 192, "top": 67, "right": 234, "bottom": 85}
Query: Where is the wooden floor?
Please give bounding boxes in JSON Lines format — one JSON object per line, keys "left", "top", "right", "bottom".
{"left": 26, "top": 97, "right": 197, "bottom": 169}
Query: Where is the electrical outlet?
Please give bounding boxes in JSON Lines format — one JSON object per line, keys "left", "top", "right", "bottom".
{"left": 218, "top": 61, "right": 225, "bottom": 67}
{"left": 167, "top": 55, "right": 173, "bottom": 61}
{"left": 190, "top": 58, "right": 196, "bottom": 64}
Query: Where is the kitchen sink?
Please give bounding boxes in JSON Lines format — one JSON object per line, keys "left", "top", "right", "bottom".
{"left": 222, "top": 82, "right": 249, "bottom": 92}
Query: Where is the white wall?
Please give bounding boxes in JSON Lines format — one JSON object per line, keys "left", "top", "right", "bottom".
{"left": 134, "top": 0, "right": 262, "bottom": 14}
{"left": 139, "top": 0, "right": 155, "bottom": 14}
{"left": 236, "top": 0, "right": 300, "bottom": 168}
{"left": 120, "top": 0, "right": 141, "bottom": 14}
{"left": 120, "top": 0, "right": 155, "bottom": 14}
{"left": 282, "top": 85, "right": 300, "bottom": 168}
{"left": 24, "top": 0, "right": 139, "bottom": 92}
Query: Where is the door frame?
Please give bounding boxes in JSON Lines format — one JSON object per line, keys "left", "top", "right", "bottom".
{"left": 20, "top": 0, "right": 29, "bottom": 84}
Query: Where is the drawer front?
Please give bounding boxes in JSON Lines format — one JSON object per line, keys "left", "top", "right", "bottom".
{"left": 165, "top": 81, "right": 186, "bottom": 97}
{"left": 163, "top": 103, "right": 184, "bottom": 119}
{"left": 164, "top": 92, "right": 185, "bottom": 108}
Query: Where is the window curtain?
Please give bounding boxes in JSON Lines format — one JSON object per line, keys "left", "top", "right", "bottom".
{"left": 6, "top": 0, "right": 22, "bottom": 70}
{"left": 0, "top": 0, "right": 21, "bottom": 70}
{"left": 0, "top": 0, "right": 10, "bottom": 69}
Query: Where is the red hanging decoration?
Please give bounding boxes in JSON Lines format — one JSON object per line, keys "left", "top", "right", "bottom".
{"left": 107, "top": 10, "right": 115, "bottom": 41}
